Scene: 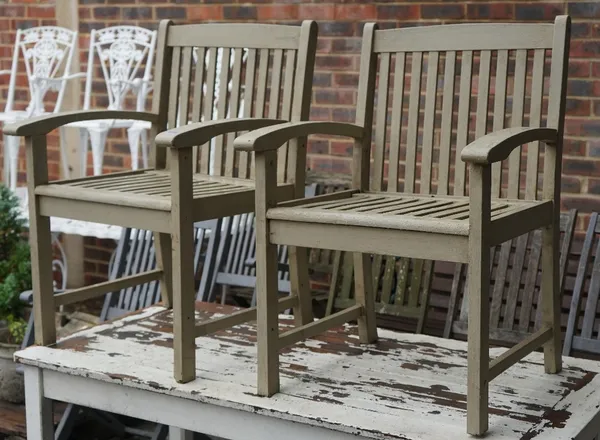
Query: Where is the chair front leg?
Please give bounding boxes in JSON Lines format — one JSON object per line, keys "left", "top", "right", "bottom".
{"left": 255, "top": 150, "right": 281, "bottom": 396}
{"left": 466, "top": 164, "right": 491, "bottom": 436}
{"left": 541, "top": 211, "right": 562, "bottom": 374}
{"left": 170, "top": 146, "right": 196, "bottom": 383}
{"left": 26, "top": 135, "right": 57, "bottom": 346}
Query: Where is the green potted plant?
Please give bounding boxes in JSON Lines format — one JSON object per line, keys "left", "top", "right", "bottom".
{"left": 0, "top": 184, "right": 30, "bottom": 403}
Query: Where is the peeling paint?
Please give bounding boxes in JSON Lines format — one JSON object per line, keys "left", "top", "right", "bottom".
{"left": 14, "top": 303, "right": 600, "bottom": 439}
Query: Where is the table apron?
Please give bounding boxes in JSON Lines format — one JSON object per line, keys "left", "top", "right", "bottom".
{"left": 40, "top": 368, "right": 363, "bottom": 440}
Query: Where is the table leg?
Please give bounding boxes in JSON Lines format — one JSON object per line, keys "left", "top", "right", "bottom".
{"left": 24, "top": 366, "right": 54, "bottom": 440}
{"left": 168, "top": 426, "right": 194, "bottom": 440}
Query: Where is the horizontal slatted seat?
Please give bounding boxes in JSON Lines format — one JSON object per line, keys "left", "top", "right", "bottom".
{"left": 35, "top": 170, "right": 294, "bottom": 211}
{"left": 268, "top": 193, "right": 551, "bottom": 238}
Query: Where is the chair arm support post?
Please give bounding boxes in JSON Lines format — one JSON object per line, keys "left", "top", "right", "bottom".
{"left": 254, "top": 149, "right": 281, "bottom": 396}
{"left": 461, "top": 127, "right": 558, "bottom": 165}
{"left": 466, "top": 163, "right": 492, "bottom": 435}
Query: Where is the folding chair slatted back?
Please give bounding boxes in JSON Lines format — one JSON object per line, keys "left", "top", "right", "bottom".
{"left": 563, "top": 212, "right": 600, "bottom": 356}
{"left": 446, "top": 209, "right": 577, "bottom": 343}
{"left": 207, "top": 184, "right": 318, "bottom": 303}
{"left": 326, "top": 252, "right": 433, "bottom": 332}
{"left": 102, "top": 222, "right": 216, "bottom": 321}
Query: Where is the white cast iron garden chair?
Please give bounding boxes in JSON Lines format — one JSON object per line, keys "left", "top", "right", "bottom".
{"left": 63, "top": 26, "right": 157, "bottom": 177}
{"left": 0, "top": 26, "right": 78, "bottom": 189}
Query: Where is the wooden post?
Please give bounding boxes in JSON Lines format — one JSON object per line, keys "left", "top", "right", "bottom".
{"left": 255, "top": 151, "right": 280, "bottom": 396}
{"left": 56, "top": 0, "right": 85, "bottom": 289}
{"left": 467, "top": 164, "right": 491, "bottom": 436}
{"left": 24, "top": 367, "right": 54, "bottom": 440}
{"left": 26, "top": 135, "right": 57, "bottom": 346}
{"left": 171, "top": 147, "right": 196, "bottom": 383}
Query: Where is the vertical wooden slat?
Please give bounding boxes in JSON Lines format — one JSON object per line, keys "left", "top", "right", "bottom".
{"left": 507, "top": 49, "right": 527, "bottom": 199}
{"left": 454, "top": 51, "right": 473, "bottom": 197}
{"left": 475, "top": 51, "right": 491, "bottom": 142}
{"left": 255, "top": 49, "right": 269, "bottom": 120}
{"left": 269, "top": 49, "right": 285, "bottom": 183}
{"left": 269, "top": 49, "right": 284, "bottom": 119}
{"left": 201, "top": 47, "right": 218, "bottom": 175}
{"left": 352, "top": 23, "right": 378, "bottom": 192}
{"left": 379, "top": 256, "right": 396, "bottom": 305}
{"left": 387, "top": 52, "right": 406, "bottom": 193}
{"left": 277, "top": 50, "right": 297, "bottom": 183}
{"left": 372, "top": 53, "right": 391, "bottom": 192}
{"left": 213, "top": 48, "right": 231, "bottom": 177}
{"left": 286, "top": 20, "right": 317, "bottom": 192}
{"left": 404, "top": 52, "right": 423, "bottom": 194}
{"left": 421, "top": 51, "right": 439, "bottom": 195}
{"left": 178, "top": 47, "right": 193, "bottom": 129}
{"left": 168, "top": 47, "right": 182, "bottom": 132}
{"left": 491, "top": 50, "right": 509, "bottom": 198}
{"left": 437, "top": 51, "right": 456, "bottom": 196}
{"left": 503, "top": 233, "right": 528, "bottom": 330}
{"left": 191, "top": 47, "right": 206, "bottom": 172}
{"left": 249, "top": 49, "right": 270, "bottom": 179}
{"left": 239, "top": 49, "right": 257, "bottom": 179}
{"left": 519, "top": 230, "right": 542, "bottom": 331}
{"left": 225, "top": 48, "right": 243, "bottom": 177}
{"left": 151, "top": 20, "right": 173, "bottom": 171}
{"left": 525, "top": 49, "right": 546, "bottom": 200}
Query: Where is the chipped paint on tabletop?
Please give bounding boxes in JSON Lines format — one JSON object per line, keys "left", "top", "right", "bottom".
{"left": 15, "top": 302, "right": 600, "bottom": 439}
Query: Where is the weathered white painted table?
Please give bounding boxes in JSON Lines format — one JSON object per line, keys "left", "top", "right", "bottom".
{"left": 16, "top": 303, "right": 600, "bottom": 440}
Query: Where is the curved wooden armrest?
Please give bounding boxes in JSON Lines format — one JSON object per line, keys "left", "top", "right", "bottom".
{"left": 234, "top": 121, "right": 366, "bottom": 153}
{"left": 4, "top": 110, "right": 159, "bottom": 137}
{"left": 155, "top": 118, "right": 286, "bottom": 149}
{"left": 461, "top": 127, "right": 558, "bottom": 165}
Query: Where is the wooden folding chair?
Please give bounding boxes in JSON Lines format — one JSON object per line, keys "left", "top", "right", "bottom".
{"left": 445, "top": 209, "right": 577, "bottom": 344}
{"left": 237, "top": 18, "right": 571, "bottom": 435}
{"left": 563, "top": 212, "right": 600, "bottom": 357}
{"left": 6, "top": 19, "right": 318, "bottom": 384}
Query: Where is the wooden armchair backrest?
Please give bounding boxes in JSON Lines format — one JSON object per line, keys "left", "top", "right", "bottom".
{"left": 150, "top": 20, "right": 317, "bottom": 191}
{"left": 354, "top": 18, "right": 570, "bottom": 200}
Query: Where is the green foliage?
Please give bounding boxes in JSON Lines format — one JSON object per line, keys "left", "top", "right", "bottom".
{"left": 6, "top": 314, "right": 27, "bottom": 345}
{"left": 0, "top": 185, "right": 31, "bottom": 344}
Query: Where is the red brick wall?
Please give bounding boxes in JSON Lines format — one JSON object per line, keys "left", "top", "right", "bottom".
{"left": 75, "top": 1, "right": 600, "bottom": 232}
{"left": 1, "top": 1, "right": 600, "bottom": 282}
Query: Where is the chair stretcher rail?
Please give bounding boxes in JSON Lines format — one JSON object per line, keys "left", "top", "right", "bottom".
{"left": 54, "top": 269, "right": 163, "bottom": 307}
{"left": 488, "top": 326, "right": 553, "bottom": 380}
{"left": 194, "top": 296, "right": 298, "bottom": 337}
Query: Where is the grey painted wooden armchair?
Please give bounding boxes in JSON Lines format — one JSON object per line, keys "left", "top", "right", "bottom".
{"left": 236, "top": 18, "right": 571, "bottom": 436}
{"left": 5, "top": 19, "right": 318, "bottom": 385}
